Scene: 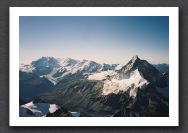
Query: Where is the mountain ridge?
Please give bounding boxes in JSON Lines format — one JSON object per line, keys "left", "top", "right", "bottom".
{"left": 19, "top": 55, "right": 169, "bottom": 117}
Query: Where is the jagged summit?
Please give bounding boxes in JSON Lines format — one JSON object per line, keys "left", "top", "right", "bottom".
{"left": 118, "top": 55, "right": 162, "bottom": 83}
{"left": 118, "top": 55, "right": 141, "bottom": 73}
{"left": 31, "top": 56, "right": 60, "bottom": 68}
{"left": 32, "top": 56, "right": 57, "bottom": 63}
{"left": 132, "top": 55, "right": 140, "bottom": 61}
{"left": 130, "top": 55, "right": 141, "bottom": 64}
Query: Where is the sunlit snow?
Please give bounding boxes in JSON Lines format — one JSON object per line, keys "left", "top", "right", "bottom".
{"left": 88, "top": 69, "right": 149, "bottom": 97}
{"left": 87, "top": 70, "right": 116, "bottom": 80}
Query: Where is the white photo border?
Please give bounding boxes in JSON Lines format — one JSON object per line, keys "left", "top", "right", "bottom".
{"left": 9, "top": 7, "right": 179, "bottom": 126}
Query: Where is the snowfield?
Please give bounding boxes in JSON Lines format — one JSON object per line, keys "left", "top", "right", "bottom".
{"left": 87, "top": 70, "right": 117, "bottom": 80}
{"left": 88, "top": 69, "right": 149, "bottom": 97}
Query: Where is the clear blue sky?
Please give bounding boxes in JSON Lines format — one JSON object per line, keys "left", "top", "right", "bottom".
{"left": 20, "top": 16, "right": 169, "bottom": 64}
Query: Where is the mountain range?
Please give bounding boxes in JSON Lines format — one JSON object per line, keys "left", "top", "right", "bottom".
{"left": 19, "top": 56, "right": 169, "bottom": 117}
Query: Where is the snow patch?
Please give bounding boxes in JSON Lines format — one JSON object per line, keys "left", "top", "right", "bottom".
{"left": 102, "top": 69, "right": 149, "bottom": 97}
{"left": 20, "top": 101, "right": 59, "bottom": 117}
{"left": 21, "top": 101, "right": 42, "bottom": 114}
{"left": 49, "top": 104, "right": 58, "bottom": 113}
{"left": 87, "top": 70, "right": 116, "bottom": 80}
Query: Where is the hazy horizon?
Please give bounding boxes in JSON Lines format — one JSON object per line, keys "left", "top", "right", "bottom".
{"left": 20, "top": 16, "right": 169, "bottom": 64}
{"left": 19, "top": 55, "right": 169, "bottom": 66}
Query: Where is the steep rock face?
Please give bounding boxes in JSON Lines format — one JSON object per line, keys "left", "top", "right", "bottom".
{"left": 118, "top": 55, "right": 162, "bottom": 84}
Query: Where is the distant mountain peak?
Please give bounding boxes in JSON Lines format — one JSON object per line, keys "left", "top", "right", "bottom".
{"left": 119, "top": 55, "right": 141, "bottom": 72}
{"left": 33, "top": 56, "right": 57, "bottom": 63}
{"left": 131, "top": 55, "right": 140, "bottom": 63}
{"left": 132, "top": 55, "right": 139, "bottom": 60}
{"left": 118, "top": 56, "right": 162, "bottom": 83}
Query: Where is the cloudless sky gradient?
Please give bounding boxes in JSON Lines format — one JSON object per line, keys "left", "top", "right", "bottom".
{"left": 20, "top": 16, "right": 169, "bottom": 64}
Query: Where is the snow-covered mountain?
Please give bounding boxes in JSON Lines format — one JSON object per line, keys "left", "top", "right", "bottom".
{"left": 20, "top": 55, "right": 169, "bottom": 117}
{"left": 20, "top": 57, "right": 118, "bottom": 85}
{"left": 88, "top": 69, "right": 149, "bottom": 97}
{"left": 87, "top": 55, "right": 163, "bottom": 97}
{"left": 118, "top": 55, "right": 162, "bottom": 83}
{"left": 20, "top": 57, "right": 78, "bottom": 74}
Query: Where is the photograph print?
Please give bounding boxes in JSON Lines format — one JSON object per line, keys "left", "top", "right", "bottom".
{"left": 10, "top": 7, "right": 179, "bottom": 126}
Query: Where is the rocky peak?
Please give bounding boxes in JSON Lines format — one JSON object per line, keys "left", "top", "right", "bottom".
{"left": 118, "top": 56, "right": 162, "bottom": 84}
{"left": 131, "top": 55, "right": 140, "bottom": 62}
